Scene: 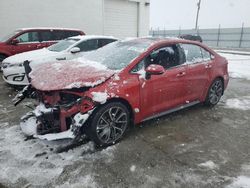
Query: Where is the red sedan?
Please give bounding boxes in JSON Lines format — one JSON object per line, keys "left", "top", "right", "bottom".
{"left": 17, "top": 38, "right": 229, "bottom": 146}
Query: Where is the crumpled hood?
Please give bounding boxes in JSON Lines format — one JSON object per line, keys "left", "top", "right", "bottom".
{"left": 3, "top": 48, "right": 59, "bottom": 64}
{"left": 30, "top": 60, "right": 115, "bottom": 91}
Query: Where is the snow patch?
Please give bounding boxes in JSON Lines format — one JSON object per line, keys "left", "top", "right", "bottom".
{"left": 224, "top": 96, "right": 250, "bottom": 110}
{"left": 134, "top": 108, "right": 140, "bottom": 113}
{"left": 35, "top": 129, "right": 75, "bottom": 141}
{"left": 219, "top": 53, "right": 250, "bottom": 80}
{"left": 91, "top": 92, "right": 108, "bottom": 104}
{"left": 113, "top": 74, "right": 120, "bottom": 81}
{"left": 198, "top": 160, "right": 218, "bottom": 170}
{"left": 130, "top": 165, "right": 136, "bottom": 172}
{"left": 73, "top": 112, "right": 90, "bottom": 127}
{"left": 0, "top": 124, "right": 116, "bottom": 187}
{"left": 20, "top": 116, "right": 38, "bottom": 136}
{"left": 226, "top": 176, "right": 250, "bottom": 188}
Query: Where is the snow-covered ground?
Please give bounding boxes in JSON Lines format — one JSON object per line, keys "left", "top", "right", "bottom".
{"left": 219, "top": 52, "right": 250, "bottom": 111}
{"left": 0, "top": 123, "right": 116, "bottom": 187}
{"left": 219, "top": 52, "right": 250, "bottom": 80}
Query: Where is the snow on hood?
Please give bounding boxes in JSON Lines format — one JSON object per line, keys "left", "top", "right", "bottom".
{"left": 3, "top": 48, "right": 59, "bottom": 64}
{"left": 30, "top": 59, "right": 115, "bottom": 91}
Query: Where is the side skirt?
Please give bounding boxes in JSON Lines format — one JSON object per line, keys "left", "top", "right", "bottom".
{"left": 142, "top": 100, "right": 200, "bottom": 122}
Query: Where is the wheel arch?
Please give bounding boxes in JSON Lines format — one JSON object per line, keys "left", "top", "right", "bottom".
{"left": 106, "top": 97, "right": 135, "bottom": 127}
{"left": 213, "top": 76, "right": 225, "bottom": 95}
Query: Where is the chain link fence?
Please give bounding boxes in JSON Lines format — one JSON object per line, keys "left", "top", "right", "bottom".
{"left": 149, "top": 25, "right": 250, "bottom": 49}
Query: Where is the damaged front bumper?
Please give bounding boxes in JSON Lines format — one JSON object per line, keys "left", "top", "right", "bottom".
{"left": 20, "top": 104, "right": 93, "bottom": 141}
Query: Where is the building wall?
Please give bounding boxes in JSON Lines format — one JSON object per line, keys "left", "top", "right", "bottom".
{"left": 0, "top": 0, "right": 150, "bottom": 38}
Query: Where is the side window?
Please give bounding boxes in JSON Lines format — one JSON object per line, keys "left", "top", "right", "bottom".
{"left": 52, "top": 30, "right": 65, "bottom": 40}
{"left": 145, "top": 45, "right": 180, "bottom": 69}
{"left": 16, "top": 32, "right": 39, "bottom": 43}
{"left": 181, "top": 44, "right": 203, "bottom": 63}
{"left": 201, "top": 48, "right": 211, "bottom": 61}
{"left": 76, "top": 39, "right": 99, "bottom": 52}
{"left": 40, "top": 31, "right": 54, "bottom": 41}
{"left": 98, "top": 39, "right": 117, "bottom": 48}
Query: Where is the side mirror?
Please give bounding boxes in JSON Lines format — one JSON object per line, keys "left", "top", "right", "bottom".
{"left": 145, "top": 64, "right": 165, "bottom": 79}
{"left": 70, "top": 47, "right": 80, "bottom": 54}
{"left": 11, "top": 38, "right": 19, "bottom": 45}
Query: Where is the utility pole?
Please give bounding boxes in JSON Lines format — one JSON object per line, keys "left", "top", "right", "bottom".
{"left": 195, "top": 0, "right": 202, "bottom": 30}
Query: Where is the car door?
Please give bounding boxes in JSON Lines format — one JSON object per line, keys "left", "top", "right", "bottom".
{"left": 10, "top": 31, "right": 40, "bottom": 54}
{"left": 39, "top": 30, "right": 55, "bottom": 48}
{"left": 136, "top": 44, "right": 187, "bottom": 119}
{"left": 180, "top": 43, "right": 211, "bottom": 102}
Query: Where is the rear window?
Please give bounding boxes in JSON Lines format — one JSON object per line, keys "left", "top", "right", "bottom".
{"left": 181, "top": 44, "right": 203, "bottom": 63}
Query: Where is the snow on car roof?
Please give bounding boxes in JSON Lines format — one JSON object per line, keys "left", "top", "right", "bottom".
{"left": 18, "top": 27, "right": 82, "bottom": 31}
{"left": 68, "top": 35, "right": 118, "bottom": 40}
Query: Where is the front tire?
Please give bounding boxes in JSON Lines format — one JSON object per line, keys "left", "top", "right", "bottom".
{"left": 205, "top": 78, "right": 224, "bottom": 106}
{"left": 86, "top": 102, "right": 130, "bottom": 147}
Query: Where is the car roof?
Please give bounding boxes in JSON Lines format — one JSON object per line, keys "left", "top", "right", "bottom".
{"left": 18, "top": 27, "right": 82, "bottom": 31}
{"left": 122, "top": 37, "right": 192, "bottom": 45}
{"left": 68, "top": 35, "right": 118, "bottom": 41}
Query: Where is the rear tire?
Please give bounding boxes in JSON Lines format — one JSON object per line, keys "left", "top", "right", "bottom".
{"left": 86, "top": 102, "right": 130, "bottom": 147}
{"left": 205, "top": 78, "right": 224, "bottom": 106}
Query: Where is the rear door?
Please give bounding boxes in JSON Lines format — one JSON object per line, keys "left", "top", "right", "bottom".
{"left": 180, "top": 43, "right": 211, "bottom": 102}
{"left": 39, "top": 30, "right": 55, "bottom": 48}
{"left": 136, "top": 44, "right": 187, "bottom": 119}
{"left": 11, "top": 31, "right": 40, "bottom": 54}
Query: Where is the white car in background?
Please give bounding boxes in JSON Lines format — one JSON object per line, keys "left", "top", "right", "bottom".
{"left": 2, "top": 35, "right": 117, "bottom": 86}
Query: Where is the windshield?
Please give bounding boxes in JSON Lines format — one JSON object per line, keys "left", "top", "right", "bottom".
{"left": 48, "top": 38, "right": 80, "bottom": 52}
{"left": 0, "top": 30, "right": 21, "bottom": 42}
{"left": 84, "top": 40, "right": 153, "bottom": 70}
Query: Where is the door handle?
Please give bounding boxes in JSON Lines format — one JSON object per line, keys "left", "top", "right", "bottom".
{"left": 56, "top": 57, "right": 66, "bottom": 61}
{"left": 176, "top": 72, "right": 186, "bottom": 77}
{"left": 205, "top": 64, "right": 212, "bottom": 69}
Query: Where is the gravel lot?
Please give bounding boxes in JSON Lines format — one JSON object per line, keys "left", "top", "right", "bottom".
{"left": 0, "top": 61, "right": 250, "bottom": 187}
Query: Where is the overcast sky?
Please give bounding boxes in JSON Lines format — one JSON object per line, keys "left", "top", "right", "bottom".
{"left": 150, "top": 0, "right": 250, "bottom": 30}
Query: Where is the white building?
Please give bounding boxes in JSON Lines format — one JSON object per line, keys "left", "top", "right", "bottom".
{"left": 0, "top": 0, "right": 150, "bottom": 38}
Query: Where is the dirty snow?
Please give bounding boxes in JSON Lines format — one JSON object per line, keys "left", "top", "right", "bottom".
{"left": 36, "top": 129, "right": 75, "bottom": 141}
{"left": 226, "top": 176, "right": 250, "bottom": 188}
{"left": 226, "top": 164, "right": 250, "bottom": 188}
{"left": 20, "top": 116, "right": 38, "bottom": 136}
{"left": 134, "top": 108, "right": 140, "bottom": 113}
{"left": 219, "top": 53, "right": 250, "bottom": 80}
{"left": 130, "top": 165, "right": 136, "bottom": 172}
{"left": 198, "top": 160, "right": 218, "bottom": 170}
{"left": 91, "top": 92, "right": 108, "bottom": 104}
{"left": 73, "top": 112, "right": 90, "bottom": 127}
{"left": 0, "top": 123, "right": 117, "bottom": 187}
{"left": 224, "top": 96, "right": 250, "bottom": 110}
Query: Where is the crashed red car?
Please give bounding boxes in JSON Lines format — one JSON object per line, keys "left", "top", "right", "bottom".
{"left": 15, "top": 38, "right": 229, "bottom": 146}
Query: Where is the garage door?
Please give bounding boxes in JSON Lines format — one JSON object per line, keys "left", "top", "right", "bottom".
{"left": 104, "top": 0, "right": 138, "bottom": 38}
